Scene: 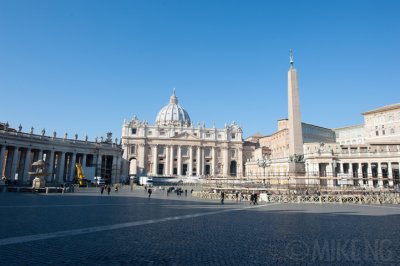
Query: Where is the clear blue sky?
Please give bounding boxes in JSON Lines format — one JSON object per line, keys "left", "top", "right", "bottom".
{"left": 1, "top": 0, "right": 399, "bottom": 140}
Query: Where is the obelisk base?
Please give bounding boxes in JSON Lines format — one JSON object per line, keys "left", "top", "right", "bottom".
{"left": 289, "top": 162, "right": 306, "bottom": 176}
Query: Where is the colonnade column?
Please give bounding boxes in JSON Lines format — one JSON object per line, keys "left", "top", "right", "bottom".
{"left": 326, "top": 162, "right": 334, "bottom": 186}
{"left": 82, "top": 154, "right": 87, "bottom": 168}
{"left": 69, "top": 153, "right": 76, "bottom": 182}
{"left": 23, "top": 148, "right": 32, "bottom": 183}
{"left": 377, "top": 162, "right": 383, "bottom": 187}
{"left": 188, "top": 146, "right": 193, "bottom": 176}
{"left": 357, "top": 163, "right": 363, "bottom": 185}
{"left": 0, "top": 145, "right": 5, "bottom": 177}
{"left": 196, "top": 147, "right": 201, "bottom": 176}
{"left": 152, "top": 145, "right": 158, "bottom": 175}
{"left": 211, "top": 147, "right": 216, "bottom": 176}
{"left": 348, "top": 163, "right": 353, "bottom": 185}
{"left": 37, "top": 150, "right": 43, "bottom": 161}
{"left": 388, "top": 163, "right": 394, "bottom": 187}
{"left": 10, "top": 146, "right": 19, "bottom": 181}
{"left": 47, "top": 151, "right": 55, "bottom": 182}
{"left": 368, "top": 163, "right": 374, "bottom": 187}
{"left": 58, "top": 152, "right": 66, "bottom": 183}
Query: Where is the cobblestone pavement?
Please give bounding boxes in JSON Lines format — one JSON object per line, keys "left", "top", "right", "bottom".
{"left": 0, "top": 186, "right": 399, "bottom": 265}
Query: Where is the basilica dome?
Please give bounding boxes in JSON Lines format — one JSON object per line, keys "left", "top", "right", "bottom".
{"left": 156, "top": 90, "right": 191, "bottom": 127}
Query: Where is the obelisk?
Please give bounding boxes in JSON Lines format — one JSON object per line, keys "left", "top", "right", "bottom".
{"left": 288, "top": 49, "right": 305, "bottom": 174}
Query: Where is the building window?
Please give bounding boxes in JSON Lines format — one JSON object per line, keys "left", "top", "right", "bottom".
{"left": 160, "top": 130, "right": 165, "bottom": 136}
{"left": 148, "top": 131, "right": 152, "bottom": 136}
{"left": 131, "top": 145, "right": 137, "bottom": 154}
{"left": 131, "top": 128, "right": 137, "bottom": 135}
{"left": 175, "top": 132, "right": 178, "bottom": 136}
{"left": 204, "top": 148, "right": 211, "bottom": 158}
{"left": 376, "top": 131, "right": 379, "bottom": 136}
{"left": 218, "top": 134, "right": 221, "bottom": 139}
{"left": 391, "top": 128, "right": 395, "bottom": 134}
{"left": 181, "top": 147, "right": 188, "bottom": 157}
{"left": 382, "top": 130, "right": 385, "bottom": 135}
{"left": 158, "top": 146, "right": 165, "bottom": 156}
{"left": 231, "top": 149, "right": 236, "bottom": 158}
{"left": 231, "top": 133, "right": 235, "bottom": 139}
{"left": 205, "top": 133, "right": 211, "bottom": 138}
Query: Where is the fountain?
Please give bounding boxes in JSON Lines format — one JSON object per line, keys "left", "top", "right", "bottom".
{"left": 29, "top": 160, "right": 48, "bottom": 189}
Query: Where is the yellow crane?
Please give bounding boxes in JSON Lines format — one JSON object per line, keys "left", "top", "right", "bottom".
{"left": 75, "top": 163, "right": 87, "bottom": 186}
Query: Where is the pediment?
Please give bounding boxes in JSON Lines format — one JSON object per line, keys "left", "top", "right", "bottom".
{"left": 171, "top": 132, "right": 200, "bottom": 140}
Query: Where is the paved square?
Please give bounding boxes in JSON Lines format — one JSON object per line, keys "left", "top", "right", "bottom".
{"left": 0, "top": 187, "right": 399, "bottom": 265}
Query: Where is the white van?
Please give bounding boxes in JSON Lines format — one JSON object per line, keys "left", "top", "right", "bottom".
{"left": 94, "top": 177, "right": 105, "bottom": 185}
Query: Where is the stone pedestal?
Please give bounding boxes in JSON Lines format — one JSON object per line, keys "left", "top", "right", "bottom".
{"left": 289, "top": 162, "right": 306, "bottom": 178}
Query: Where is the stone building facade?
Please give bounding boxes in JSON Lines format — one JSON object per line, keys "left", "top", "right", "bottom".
{"left": 0, "top": 123, "right": 123, "bottom": 185}
{"left": 121, "top": 91, "right": 244, "bottom": 178}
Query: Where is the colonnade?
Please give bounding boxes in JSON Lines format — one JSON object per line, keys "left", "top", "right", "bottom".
{"left": 0, "top": 140, "right": 122, "bottom": 185}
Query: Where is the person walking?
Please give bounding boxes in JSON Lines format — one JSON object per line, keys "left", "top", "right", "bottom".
{"left": 101, "top": 185, "right": 105, "bottom": 195}
{"left": 220, "top": 191, "right": 225, "bottom": 205}
{"left": 148, "top": 188, "right": 152, "bottom": 198}
{"left": 253, "top": 192, "right": 258, "bottom": 205}
{"left": 107, "top": 185, "right": 111, "bottom": 195}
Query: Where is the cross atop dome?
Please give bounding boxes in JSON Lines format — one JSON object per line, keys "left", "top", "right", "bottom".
{"left": 170, "top": 88, "right": 178, "bottom": 104}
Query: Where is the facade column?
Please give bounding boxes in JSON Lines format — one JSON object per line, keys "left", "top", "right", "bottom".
{"left": 138, "top": 144, "right": 146, "bottom": 175}
{"left": 0, "top": 145, "right": 7, "bottom": 178}
{"left": 169, "top": 146, "right": 174, "bottom": 175}
{"left": 223, "top": 147, "right": 229, "bottom": 177}
{"left": 165, "top": 145, "right": 170, "bottom": 176}
{"left": 211, "top": 147, "right": 216, "bottom": 176}
{"left": 201, "top": 148, "right": 205, "bottom": 177}
{"left": 238, "top": 148, "right": 243, "bottom": 178}
{"left": 377, "top": 162, "right": 383, "bottom": 187}
{"left": 22, "top": 148, "right": 32, "bottom": 184}
{"left": 46, "top": 151, "right": 55, "bottom": 182}
{"left": 69, "top": 153, "right": 76, "bottom": 182}
{"left": 58, "top": 152, "right": 66, "bottom": 183}
{"left": 197, "top": 147, "right": 201, "bottom": 176}
{"left": 177, "top": 146, "right": 182, "bottom": 176}
{"left": 188, "top": 146, "right": 193, "bottom": 176}
{"left": 10, "top": 146, "right": 19, "bottom": 181}
{"left": 152, "top": 145, "right": 158, "bottom": 175}
{"left": 388, "top": 162, "right": 394, "bottom": 187}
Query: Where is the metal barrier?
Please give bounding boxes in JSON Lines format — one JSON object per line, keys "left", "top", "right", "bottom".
{"left": 192, "top": 191, "right": 400, "bottom": 205}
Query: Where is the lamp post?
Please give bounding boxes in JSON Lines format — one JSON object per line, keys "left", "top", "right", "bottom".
{"left": 257, "top": 155, "right": 271, "bottom": 186}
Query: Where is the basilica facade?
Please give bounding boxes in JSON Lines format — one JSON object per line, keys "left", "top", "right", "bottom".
{"left": 121, "top": 91, "right": 244, "bottom": 179}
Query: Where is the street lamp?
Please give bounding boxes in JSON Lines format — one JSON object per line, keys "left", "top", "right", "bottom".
{"left": 257, "top": 155, "right": 271, "bottom": 184}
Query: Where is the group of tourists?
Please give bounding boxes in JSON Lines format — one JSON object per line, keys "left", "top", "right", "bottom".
{"left": 100, "top": 185, "right": 111, "bottom": 195}
{"left": 220, "top": 190, "right": 259, "bottom": 205}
